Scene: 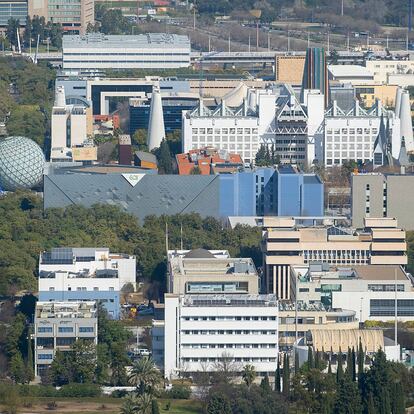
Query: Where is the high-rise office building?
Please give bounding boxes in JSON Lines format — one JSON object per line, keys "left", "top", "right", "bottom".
{"left": 28, "top": 0, "right": 94, "bottom": 34}
{"left": 302, "top": 47, "right": 328, "bottom": 106}
{"left": 0, "top": 1, "right": 27, "bottom": 26}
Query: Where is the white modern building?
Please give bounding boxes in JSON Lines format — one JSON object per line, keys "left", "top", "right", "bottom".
{"left": 314, "top": 99, "right": 401, "bottom": 166}
{"left": 290, "top": 263, "right": 414, "bottom": 323}
{"left": 38, "top": 247, "right": 136, "bottom": 319}
{"left": 51, "top": 85, "right": 93, "bottom": 162}
{"left": 182, "top": 85, "right": 315, "bottom": 165}
{"left": 34, "top": 301, "right": 97, "bottom": 378}
{"left": 62, "top": 33, "right": 191, "bottom": 71}
{"left": 164, "top": 294, "right": 279, "bottom": 379}
{"left": 365, "top": 60, "right": 414, "bottom": 84}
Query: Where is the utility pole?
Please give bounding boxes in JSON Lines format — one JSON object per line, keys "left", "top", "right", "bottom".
{"left": 409, "top": 0, "right": 413, "bottom": 32}
{"left": 193, "top": 7, "right": 196, "bottom": 31}
{"left": 341, "top": 0, "right": 344, "bottom": 16}
{"left": 307, "top": 32, "right": 310, "bottom": 48}
{"left": 386, "top": 35, "right": 389, "bottom": 49}
{"left": 248, "top": 35, "right": 251, "bottom": 53}
{"left": 327, "top": 31, "right": 330, "bottom": 53}
{"left": 288, "top": 30, "right": 290, "bottom": 52}
{"left": 208, "top": 35, "right": 211, "bottom": 52}
{"left": 366, "top": 31, "right": 369, "bottom": 49}
{"left": 267, "top": 32, "right": 270, "bottom": 51}
{"left": 406, "top": 31, "right": 409, "bottom": 51}
{"left": 228, "top": 34, "right": 231, "bottom": 53}
{"left": 256, "top": 20, "right": 259, "bottom": 51}
{"left": 394, "top": 267, "right": 398, "bottom": 347}
{"left": 347, "top": 32, "right": 350, "bottom": 52}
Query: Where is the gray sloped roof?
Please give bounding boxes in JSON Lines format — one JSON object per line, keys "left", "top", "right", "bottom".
{"left": 44, "top": 173, "right": 220, "bottom": 223}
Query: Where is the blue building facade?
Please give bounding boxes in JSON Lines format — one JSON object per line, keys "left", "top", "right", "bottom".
{"left": 219, "top": 166, "right": 324, "bottom": 217}
{"left": 44, "top": 166, "right": 324, "bottom": 222}
{"left": 38, "top": 291, "right": 120, "bottom": 319}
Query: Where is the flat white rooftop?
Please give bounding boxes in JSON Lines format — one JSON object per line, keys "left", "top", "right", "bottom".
{"left": 63, "top": 33, "right": 190, "bottom": 49}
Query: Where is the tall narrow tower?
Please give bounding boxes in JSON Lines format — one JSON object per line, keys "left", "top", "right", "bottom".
{"left": 147, "top": 87, "right": 166, "bottom": 151}
{"left": 399, "top": 90, "right": 414, "bottom": 153}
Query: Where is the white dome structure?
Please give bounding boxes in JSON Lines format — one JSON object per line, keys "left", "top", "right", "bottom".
{"left": 0, "top": 136, "right": 45, "bottom": 191}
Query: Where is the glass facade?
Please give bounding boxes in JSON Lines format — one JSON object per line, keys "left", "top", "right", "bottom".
{"left": 0, "top": 1, "right": 27, "bottom": 26}
{"left": 370, "top": 299, "right": 414, "bottom": 316}
{"left": 0, "top": 136, "right": 45, "bottom": 191}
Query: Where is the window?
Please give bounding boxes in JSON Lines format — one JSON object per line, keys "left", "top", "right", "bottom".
{"left": 38, "top": 327, "right": 53, "bottom": 333}
{"left": 38, "top": 354, "right": 53, "bottom": 360}
{"left": 58, "top": 327, "right": 73, "bottom": 333}
{"left": 79, "top": 327, "right": 94, "bottom": 333}
{"left": 49, "top": 287, "right": 55, "bottom": 291}
{"left": 109, "top": 287, "right": 114, "bottom": 291}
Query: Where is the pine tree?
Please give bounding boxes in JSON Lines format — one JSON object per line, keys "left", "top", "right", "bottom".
{"left": 10, "top": 352, "right": 26, "bottom": 384}
{"left": 328, "top": 359, "right": 332, "bottom": 374}
{"left": 264, "top": 146, "right": 271, "bottom": 166}
{"left": 366, "top": 393, "right": 376, "bottom": 414}
{"left": 307, "top": 346, "right": 314, "bottom": 370}
{"left": 255, "top": 144, "right": 267, "bottom": 166}
{"left": 23, "top": 16, "right": 32, "bottom": 48}
{"left": 282, "top": 353, "right": 290, "bottom": 398}
{"left": 157, "top": 139, "right": 173, "bottom": 174}
{"left": 275, "top": 355, "right": 281, "bottom": 393}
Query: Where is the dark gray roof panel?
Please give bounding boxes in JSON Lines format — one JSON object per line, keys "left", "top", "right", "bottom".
{"left": 44, "top": 173, "right": 221, "bottom": 223}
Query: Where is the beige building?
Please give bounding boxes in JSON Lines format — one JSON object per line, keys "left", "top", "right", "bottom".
{"left": 167, "top": 249, "right": 259, "bottom": 295}
{"left": 278, "top": 302, "right": 358, "bottom": 349}
{"left": 28, "top": 0, "right": 94, "bottom": 34}
{"left": 262, "top": 217, "right": 407, "bottom": 300}
{"left": 355, "top": 84, "right": 398, "bottom": 108}
{"left": 365, "top": 60, "right": 414, "bottom": 84}
{"left": 275, "top": 55, "right": 306, "bottom": 85}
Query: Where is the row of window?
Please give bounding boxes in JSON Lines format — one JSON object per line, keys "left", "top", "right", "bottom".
{"left": 191, "top": 135, "right": 258, "bottom": 143}
{"left": 326, "top": 158, "right": 370, "bottom": 165}
{"left": 182, "top": 357, "right": 277, "bottom": 363}
{"left": 64, "top": 51, "right": 189, "bottom": 56}
{"left": 64, "top": 60, "right": 189, "bottom": 64}
{"left": 182, "top": 316, "right": 276, "bottom": 321}
{"left": 182, "top": 330, "right": 277, "bottom": 335}
{"left": 49, "top": 286, "right": 115, "bottom": 291}
{"left": 326, "top": 128, "right": 378, "bottom": 135}
{"left": 192, "top": 128, "right": 258, "bottom": 135}
{"left": 182, "top": 343, "right": 277, "bottom": 349}
{"left": 38, "top": 326, "right": 94, "bottom": 333}
{"left": 370, "top": 299, "right": 414, "bottom": 317}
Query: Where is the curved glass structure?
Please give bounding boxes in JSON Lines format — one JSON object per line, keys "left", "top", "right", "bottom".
{"left": 0, "top": 136, "right": 45, "bottom": 191}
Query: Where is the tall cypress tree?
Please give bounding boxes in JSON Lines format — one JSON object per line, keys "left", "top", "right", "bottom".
{"left": 294, "top": 350, "right": 299, "bottom": 375}
{"left": 336, "top": 349, "right": 344, "bottom": 383}
{"left": 346, "top": 347, "right": 352, "bottom": 378}
{"left": 351, "top": 347, "right": 356, "bottom": 382}
{"left": 282, "top": 353, "right": 290, "bottom": 398}
{"left": 307, "top": 346, "right": 314, "bottom": 370}
{"left": 391, "top": 381, "right": 405, "bottom": 414}
{"left": 275, "top": 355, "right": 281, "bottom": 393}
{"left": 358, "top": 338, "right": 364, "bottom": 381}
{"left": 26, "top": 331, "right": 34, "bottom": 382}
{"left": 315, "top": 350, "right": 321, "bottom": 370}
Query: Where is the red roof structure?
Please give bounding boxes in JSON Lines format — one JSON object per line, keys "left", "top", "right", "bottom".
{"left": 176, "top": 147, "right": 243, "bottom": 175}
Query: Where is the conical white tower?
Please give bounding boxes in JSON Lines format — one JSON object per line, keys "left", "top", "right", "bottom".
{"left": 54, "top": 85, "right": 66, "bottom": 107}
{"left": 395, "top": 87, "right": 402, "bottom": 117}
{"left": 147, "top": 87, "right": 165, "bottom": 151}
{"left": 399, "top": 90, "right": 414, "bottom": 153}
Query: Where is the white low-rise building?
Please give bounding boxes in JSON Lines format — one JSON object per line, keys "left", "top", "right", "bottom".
{"left": 34, "top": 301, "right": 97, "bottom": 378}
{"left": 62, "top": 33, "right": 191, "bottom": 71}
{"left": 164, "top": 294, "right": 279, "bottom": 379}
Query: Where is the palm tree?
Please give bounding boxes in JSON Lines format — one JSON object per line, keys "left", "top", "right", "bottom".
{"left": 120, "top": 393, "right": 140, "bottom": 414}
{"left": 241, "top": 364, "right": 256, "bottom": 388}
{"left": 128, "top": 357, "right": 162, "bottom": 395}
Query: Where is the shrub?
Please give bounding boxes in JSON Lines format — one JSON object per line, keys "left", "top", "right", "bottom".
{"left": 166, "top": 385, "right": 191, "bottom": 399}
{"left": 58, "top": 383, "right": 101, "bottom": 398}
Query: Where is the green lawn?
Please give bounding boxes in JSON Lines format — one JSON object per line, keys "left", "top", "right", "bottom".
{"left": 158, "top": 399, "right": 203, "bottom": 414}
